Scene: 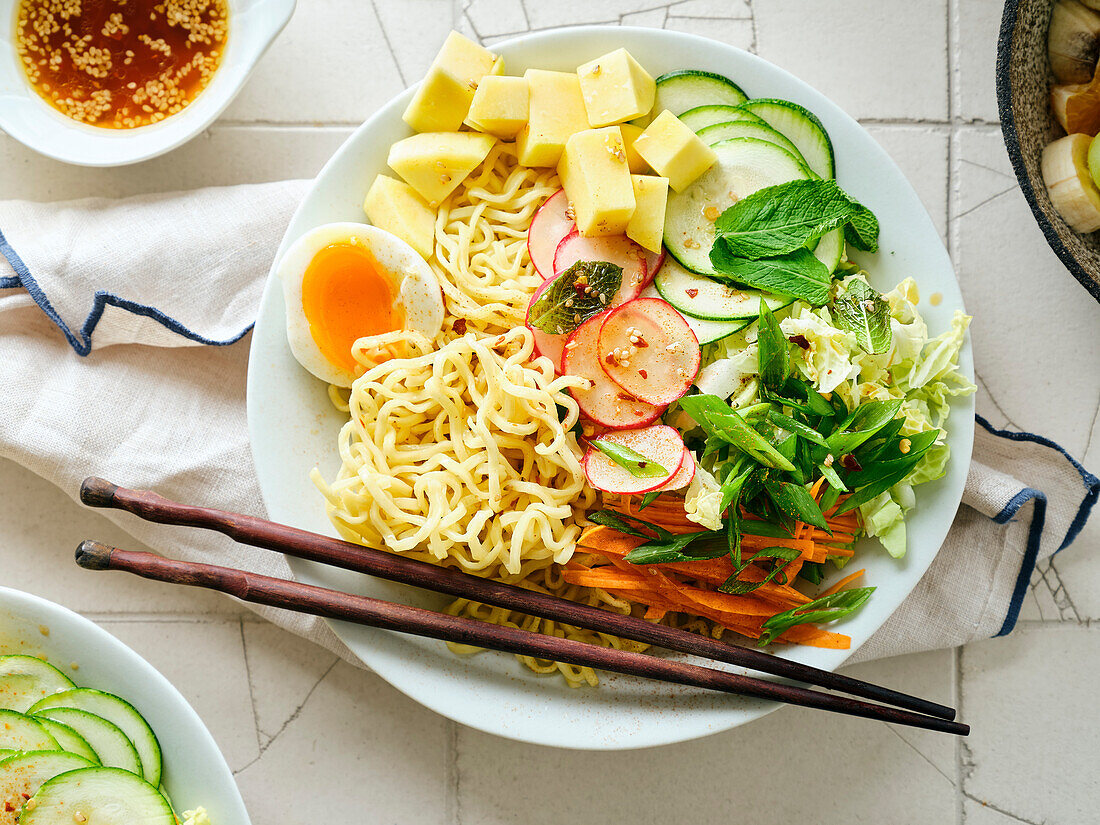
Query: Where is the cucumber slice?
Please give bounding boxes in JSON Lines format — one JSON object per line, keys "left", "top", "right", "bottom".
{"left": 33, "top": 719, "right": 98, "bottom": 764}
{"left": 28, "top": 692, "right": 158, "bottom": 786}
{"left": 813, "top": 228, "right": 844, "bottom": 273}
{"left": 679, "top": 105, "right": 764, "bottom": 132}
{"left": 638, "top": 285, "right": 750, "bottom": 344}
{"left": 0, "top": 711, "right": 58, "bottom": 753}
{"left": 20, "top": 767, "right": 173, "bottom": 825}
{"left": 653, "top": 70, "right": 747, "bottom": 117}
{"left": 0, "top": 657, "right": 76, "bottom": 714}
{"left": 30, "top": 709, "right": 141, "bottom": 778}
{"left": 664, "top": 137, "right": 811, "bottom": 275}
{"left": 696, "top": 121, "right": 805, "bottom": 163}
{"left": 653, "top": 257, "right": 794, "bottom": 320}
{"left": 0, "top": 750, "right": 95, "bottom": 824}
{"left": 737, "top": 98, "right": 835, "bottom": 179}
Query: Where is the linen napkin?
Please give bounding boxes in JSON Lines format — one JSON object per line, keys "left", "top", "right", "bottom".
{"left": 1, "top": 183, "right": 1096, "bottom": 669}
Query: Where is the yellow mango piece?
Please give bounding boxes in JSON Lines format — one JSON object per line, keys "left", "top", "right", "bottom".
{"left": 633, "top": 110, "right": 718, "bottom": 192}
{"left": 577, "top": 48, "right": 656, "bottom": 127}
{"left": 402, "top": 31, "right": 498, "bottom": 133}
{"left": 363, "top": 175, "right": 436, "bottom": 260}
{"left": 387, "top": 132, "right": 497, "bottom": 205}
{"left": 619, "top": 122, "right": 649, "bottom": 174}
{"left": 558, "top": 127, "right": 637, "bottom": 237}
{"left": 515, "top": 69, "right": 591, "bottom": 167}
{"left": 466, "top": 75, "right": 529, "bottom": 138}
{"left": 626, "top": 175, "right": 669, "bottom": 253}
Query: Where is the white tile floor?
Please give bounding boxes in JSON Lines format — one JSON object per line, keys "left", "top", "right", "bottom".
{"left": 2, "top": 1, "right": 1099, "bottom": 822}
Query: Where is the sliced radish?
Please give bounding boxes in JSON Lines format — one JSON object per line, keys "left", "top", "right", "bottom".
{"left": 598, "top": 297, "right": 702, "bottom": 406}
{"left": 583, "top": 425, "right": 686, "bottom": 494}
{"left": 564, "top": 311, "right": 663, "bottom": 429}
{"left": 641, "top": 247, "right": 665, "bottom": 289}
{"left": 525, "top": 277, "right": 567, "bottom": 372}
{"left": 528, "top": 189, "right": 574, "bottom": 278}
{"left": 655, "top": 448, "right": 696, "bottom": 492}
{"left": 552, "top": 233, "right": 648, "bottom": 305}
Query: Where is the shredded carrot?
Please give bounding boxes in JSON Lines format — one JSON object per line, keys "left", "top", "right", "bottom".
{"left": 817, "top": 568, "right": 866, "bottom": 598}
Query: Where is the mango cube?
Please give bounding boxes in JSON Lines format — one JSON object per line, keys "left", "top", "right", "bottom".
{"left": 466, "top": 75, "right": 529, "bottom": 139}
{"left": 618, "top": 122, "right": 649, "bottom": 174}
{"left": 387, "top": 132, "right": 497, "bottom": 205}
{"left": 402, "top": 31, "right": 498, "bottom": 133}
{"left": 577, "top": 48, "right": 656, "bottom": 127}
{"left": 515, "top": 69, "right": 590, "bottom": 167}
{"left": 633, "top": 110, "right": 718, "bottom": 192}
{"left": 626, "top": 175, "right": 669, "bottom": 253}
{"left": 558, "top": 127, "right": 637, "bottom": 237}
{"left": 363, "top": 175, "right": 436, "bottom": 260}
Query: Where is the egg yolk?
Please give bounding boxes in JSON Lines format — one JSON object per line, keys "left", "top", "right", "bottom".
{"left": 301, "top": 242, "right": 406, "bottom": 373}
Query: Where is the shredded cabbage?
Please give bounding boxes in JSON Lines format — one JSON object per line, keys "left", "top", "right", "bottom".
{"left": 181, "top": 809, "right": 212, "bottom": 825}
{"left": 684, "top": 464, "right": 723, "bottom": 530}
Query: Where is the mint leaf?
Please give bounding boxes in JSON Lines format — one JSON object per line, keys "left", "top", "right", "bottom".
{"left": 844, "top": 203, "right": 880, "bottom": 252}
{"left": 832, "top": 279, "right": 892, "bottom": 354}
{"left": 714, "top": 180, "right": 857, "bottom": 259}
{"left": 756, "top": 301, "right": 789, "bottom": 391}
{"left": 527, "top": 260, "right": 621, "bottom": 336}
{"left": 589, "top": 438, "right": 668, "bottom": 479}
{"left": 759, "top": 586, "right": 875, "bottom": 645}
{"left": 710, "top": 243, "right": 831, "bottom": 305}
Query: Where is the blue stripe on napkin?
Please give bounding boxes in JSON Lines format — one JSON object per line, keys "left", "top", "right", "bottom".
{"left": 977, "top": 415, "right": 1100, "bottom": 637}
{"left": 0, "top": 226, "right": 252, "bottom": 356}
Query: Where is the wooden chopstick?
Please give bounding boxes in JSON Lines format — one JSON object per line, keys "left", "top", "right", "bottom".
{"left": 78, "top": 477, "right": 958, "bottom": 724}
{"left": 74, "top": 540, "right": 968, "bottom": 735}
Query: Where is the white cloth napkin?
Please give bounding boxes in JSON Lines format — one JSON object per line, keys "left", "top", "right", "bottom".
{"left": 1, "top": 183, "right": 1096, "bottom": 670}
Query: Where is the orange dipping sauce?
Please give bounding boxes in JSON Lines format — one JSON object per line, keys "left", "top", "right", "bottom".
{"left": 301, "top": 243, "right": 406, "bottom": 374}
{"left": 14, "top": 0, "right": 229, "bottom": 129}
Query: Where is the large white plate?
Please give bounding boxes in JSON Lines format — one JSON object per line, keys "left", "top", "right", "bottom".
{"left": 0, "top": 586, "right": 251, "bottom": 820}
{"left": 247, "top": 26, "right": 974, "bottom": 749}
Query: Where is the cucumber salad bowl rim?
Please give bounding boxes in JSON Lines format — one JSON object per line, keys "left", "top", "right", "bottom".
{"left": 246, "top": 25, "right": 974, "bottom": 750}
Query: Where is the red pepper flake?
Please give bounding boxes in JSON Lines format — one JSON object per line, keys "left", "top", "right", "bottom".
{"left": 789, "top": 334, "right": 810, "bottom": 350}
{"left": 638, "top": 368, "right": 648, "bottom": 379}
{"left": 604, "top": 352, "right": 617, "bottom": 366}
{"left": 574, "top": 281, "right": 588, "bottom": 295}
{"left": 453, "top": 318, "right": 467, "bottom": 335}
{"left": 4, "top": 802, "right": 14, "bottom": 812}
{"left": 840, "top": 454, "right": 862, "bottom": 472}
{"left": 616, "top": 392, "right": 636, "bottom": 402}
{"left": 685, "top": 288, "right": 699, "bottom": 299}
{"left": 638, "top": 461, "right": 648, "bottom": 468}
{"left": 634, "top": 337, "right": 649, "bottom": 348}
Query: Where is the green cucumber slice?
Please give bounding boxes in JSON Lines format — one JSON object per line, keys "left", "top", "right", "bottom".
{"left": 0, "top": 657, "right": 75, "bottom": 714}
{"left": 679, "top": 105, "right": 764, "bottom": 132}
{"left": 20, "top": 767, "right": 173, "bottom": 825}
{"left": 696, "top": 120, "right": 805, "bottom": 162}
{"left": 814, "top": 228, "right": 844, "bottom": 274}
{"left": 653, "top": 257, "right": 794, "bottom": 320}
{"left": 0, "top": 750, "right": 95, "bottom": 824}
{"left": 638, "top": 285, "right": 750, "bottom": 344}
{"left": 737, "top": 98, "right": 835, "bottom": 179}
{"left": 33, "top": 719, "right": 98, "bottom": 764}
{"left": 664, "top": 137, "right": 811, "bottom": 275}
{"left": 28, "top": 691, "right": 159, "bottom": 786}
{"left": 653, "top": 70, "right": 747, "bottom": 117}
{"left": 30, "top": 709, "right": 141, "bottom": 778}
{"left": 0, "top": 711, "right": 58, "bottom": 753}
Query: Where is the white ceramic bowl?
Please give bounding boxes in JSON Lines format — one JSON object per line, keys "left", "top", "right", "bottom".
{"left": 247, "top": 26, "right": 974, "bottom": 749}
{"left": 0, "top": 585, "right": 250, "bottom": 820}
{"left": 0, "top": 0, "right": 294, "bottom": 166}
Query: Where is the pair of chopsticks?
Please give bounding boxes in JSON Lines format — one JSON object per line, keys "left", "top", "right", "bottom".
{"left": 76, "top": 477, "right": 968, "bottom": 736}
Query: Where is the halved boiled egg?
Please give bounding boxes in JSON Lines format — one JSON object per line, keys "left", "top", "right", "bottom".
{"left": 278, "top": 222, "right": 444, "bottom": 386}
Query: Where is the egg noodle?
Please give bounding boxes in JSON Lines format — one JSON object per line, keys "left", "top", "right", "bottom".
{"left": 313, "top": 142, "right": 638, "bottom": 686}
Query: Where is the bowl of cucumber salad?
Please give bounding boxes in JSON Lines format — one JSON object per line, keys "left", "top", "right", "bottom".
{"left": 0, "top": 586, "right": 250, "bottom": 825}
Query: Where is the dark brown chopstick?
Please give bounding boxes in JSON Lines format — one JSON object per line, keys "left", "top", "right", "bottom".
{"left": 74, "top": 540, "right": 967, "bottom": 735}
{"left": 79, "top": 476, "right": 958, "bottom": 722}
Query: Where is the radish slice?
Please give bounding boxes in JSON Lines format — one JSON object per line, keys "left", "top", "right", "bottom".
{"left": 655, "top": 448, "right": 696, "bottom": 492}
{"left": 583, "top": 425, "right": 686, "bottom": 494}
{"left": 552, "top": 233, "right": 648, "bottom": 305}
{"left": 525, "top": 277, "right": 567, "bottom": 372}
{"left": 598, "top": 297, "right": 701, "bottom": 406}
{"left": 528, "top": 189, "right": 574, "bottom": 278}
{"left": 564, "top": 311, "right": 663, "bottom": 429}
{"left": 641, "top": 247, "right": 665, "bottom": 289}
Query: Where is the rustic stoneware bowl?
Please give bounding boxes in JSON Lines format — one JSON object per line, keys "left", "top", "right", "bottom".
{"left": 998, "top": 0, "right": 1100, "bottom": 301}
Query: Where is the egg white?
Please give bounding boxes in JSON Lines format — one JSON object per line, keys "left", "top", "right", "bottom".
{"left": 278, "top": 222, "right": 444, "bottom": 386}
